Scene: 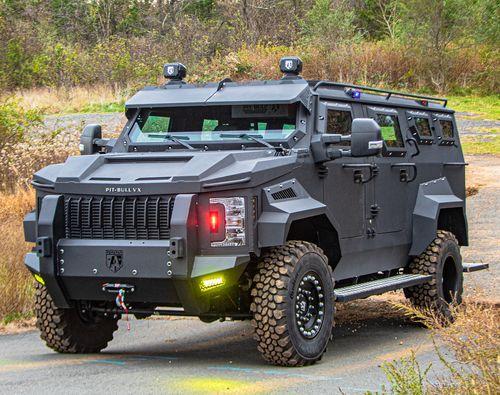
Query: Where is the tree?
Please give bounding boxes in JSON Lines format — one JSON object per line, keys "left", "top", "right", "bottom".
{"left": 300, "top": 0, "right": 359, "bottom": 47}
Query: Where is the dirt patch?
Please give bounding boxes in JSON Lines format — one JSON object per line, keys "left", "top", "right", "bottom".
{"left": 0, "top": 318, "right": 36, "bottom": 335}
{"left": 466, "top": 185, "right": 480, "bottom": 197}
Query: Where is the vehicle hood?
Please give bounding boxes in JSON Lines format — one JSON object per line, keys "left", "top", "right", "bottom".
{"left": 33, "top": 150, "right": 300, "bottom": 195}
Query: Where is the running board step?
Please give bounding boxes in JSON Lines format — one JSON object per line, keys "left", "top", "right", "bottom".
{"left": 463, "top": 262, "right": 489, "bottom": 272}
{"left": 334, "top": 274, "right": 432, "bottom": 302}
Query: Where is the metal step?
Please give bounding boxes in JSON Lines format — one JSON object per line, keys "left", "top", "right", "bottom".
{"left": 463, "top": 262, "right": 490, "bottom": 272}
{"left": 334, "top": 274, "right": 432, "bottom": 302}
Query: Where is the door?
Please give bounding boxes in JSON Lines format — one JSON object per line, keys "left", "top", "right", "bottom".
{"left": 366, "top": 106, "right": 409, "bottom": 234}
{"left": 318, "top": 101, "right": 367, "bottom": 238}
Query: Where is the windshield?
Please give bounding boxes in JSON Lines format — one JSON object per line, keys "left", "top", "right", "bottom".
{"left": 129, "top": 104, "right": 297, "bottom": 143}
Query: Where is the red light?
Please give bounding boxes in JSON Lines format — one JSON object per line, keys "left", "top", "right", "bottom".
{"left": 209, "top": 211, "right": 219, "bottom": 233}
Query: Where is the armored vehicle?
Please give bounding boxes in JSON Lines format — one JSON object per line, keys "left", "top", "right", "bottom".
{"left": 24, "top": 57, "right": 488, "bottom": 366}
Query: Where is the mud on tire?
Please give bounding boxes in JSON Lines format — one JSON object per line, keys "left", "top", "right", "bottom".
{"left": 404, "top": 230, "right": 463, "bottom": 320}
{"left": 250, "top": 241, "right": 335, "bottom": 367}
{"left": 35, "top": 283, "right": 118, "bottom": 353}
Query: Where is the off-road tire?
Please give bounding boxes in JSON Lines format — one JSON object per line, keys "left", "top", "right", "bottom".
{"left": 250, "top": 241, "right": 335, "bottom": 367}
{"left": 34, "top": 283, "right": 119, "bottom": 353}
{"left": 404, "top": 230, "right": 463, "bottom": 320}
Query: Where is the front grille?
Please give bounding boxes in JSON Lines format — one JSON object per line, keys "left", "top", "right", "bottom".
{"left": 64, "top": 195, "right": 174, "bottom": 240}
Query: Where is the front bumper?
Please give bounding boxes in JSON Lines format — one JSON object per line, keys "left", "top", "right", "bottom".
{"left": 24, "top": 193, "right": 250, "bottom": 314}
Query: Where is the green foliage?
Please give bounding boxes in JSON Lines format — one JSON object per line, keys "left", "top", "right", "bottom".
{"left": 0, "top": 98, "right": 43, "bottom": 152}
{"left": 300, "top": 0, "right": 360, "bottom": 46}
{"left": 381, "top": 351, "right": 432, "bottom": 395}
{"left": 77, "top": 100, "right": 125, "bottom": 114}
{"left": 462, "top": 135, "right": 500, "bottom": 156}
{"left": 448, "top": 95, "right": 500, "bottom": 120}
{"left": 0, "top": 0, "right": 496, "bottom": 94}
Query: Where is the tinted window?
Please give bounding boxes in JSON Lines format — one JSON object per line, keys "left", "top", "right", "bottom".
{"left": 326, "top": 110, "right": 352, "bottom": 135}
{"left": 376, "top": 114, "right": 404, "bottom": 148}
{"left": 141, "top": 115, "right": 171, "bottom": 133}
{"left": 414, "top": 117, "right": 432, "bottom": 137}
{"left": 440, "top": 120, "right": 454, "bottom": 138}
{"left": 129, "top": 105, "right": 297, "bottom": 143}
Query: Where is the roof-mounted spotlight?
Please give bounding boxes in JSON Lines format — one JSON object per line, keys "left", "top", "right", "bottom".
{"left": 344, "top": 87, "right": 361, "bottom": 99}
{"left": 163, "top": 62, "right": 187, "bottom": 83}
{"left": 279, "top": 56, "right": 303, "bottom": 79}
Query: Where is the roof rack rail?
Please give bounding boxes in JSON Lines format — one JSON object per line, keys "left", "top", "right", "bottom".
{"left": 312, "top": 81, "right": 448, "bottom": 108}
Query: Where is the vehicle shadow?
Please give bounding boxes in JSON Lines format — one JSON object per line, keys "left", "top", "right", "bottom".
{"left": 99, "top": 296, "right": 428, "bottom": 368}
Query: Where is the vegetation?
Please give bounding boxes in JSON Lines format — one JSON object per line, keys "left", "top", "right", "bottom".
{"left": 447, "top": 96, "right": 500, "bottom": 121}
{"left": 0, "top": 0, "right": 498, "bottom": 95}
{"left": 462, "top": 135, "right": 500, "bottom": 156}
{"left": 0, "top": 98, "right": 42, "bottom": 152}
{"left": 378, "top": 301, "right": 500, "bottom": 394}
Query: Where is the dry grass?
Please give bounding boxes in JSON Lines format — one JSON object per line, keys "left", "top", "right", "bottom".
{"left": 0, "top": 189, "right": 36, "bottom": 323}
{"left": 10, "top": 85, "right": 127, "bottom": 115}
{"left": 0, "top": 135, "right": 78, "bottom": 191}
{"left": 384, "top": 300, "right": 500, "bottom": 394}
{"left": 0, "top": 129, "right": 77, "bottom": 321}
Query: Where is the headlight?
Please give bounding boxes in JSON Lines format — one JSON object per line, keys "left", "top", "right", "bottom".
{"left": 209, "top": 197, "right": 246, "bottom": 247}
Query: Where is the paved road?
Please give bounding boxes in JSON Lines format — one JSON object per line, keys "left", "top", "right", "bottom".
{"left": 0, "top": 298, "right": 448, "bottom": 395}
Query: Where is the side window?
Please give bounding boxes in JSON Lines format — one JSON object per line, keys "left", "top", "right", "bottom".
{"left": 326, "top": 110, "right": 352, "bottom": 135}
{"left": 376, "top": 114, "right": 404, "bottom": 148}
{"left": 414, "top": 117, "right": 432, "bottom": 137}
{"left": 440, "top": 120, "right": 454, "bottom": 138}
{"left": 326, "top": 109, "right": 352, "bottom": 146}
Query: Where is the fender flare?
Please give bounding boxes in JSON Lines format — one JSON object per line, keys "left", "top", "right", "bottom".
{"left": 410, "top": 177, "right": 467, "bottom": 256}
{"left": 257, "top": 179, "right": 339, "bottom": 248}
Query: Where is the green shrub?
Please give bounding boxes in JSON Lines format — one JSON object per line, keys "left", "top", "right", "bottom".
{"left": 0, "top": 98, "right": 42, "bottom": 152}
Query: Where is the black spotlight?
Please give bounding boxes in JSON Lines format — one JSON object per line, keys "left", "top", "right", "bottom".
{"left": 163, "top": 63, "right": 187, "bottom": 81}
{"left": 279, "top": 56, "right": 303, "bottom": 78}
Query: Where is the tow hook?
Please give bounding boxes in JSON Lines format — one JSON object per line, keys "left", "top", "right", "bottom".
{"left": 101, "top": 283, "right": 135, "bottom": 293}
{"left": 102, "top": 283, "right": 134, "bottom": 330}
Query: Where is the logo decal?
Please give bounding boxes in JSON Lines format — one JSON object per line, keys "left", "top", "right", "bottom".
{"left": 166, "top": 66, "right": 175, "bottom": 75}
{"left": 106, "top": 250, "right": 123, "bottom": 273}
{"left": 285, "top": 60, "right": 294, "bottom": 70}
{"left": 105, "top": 187, "right": 142, "bottom": 193}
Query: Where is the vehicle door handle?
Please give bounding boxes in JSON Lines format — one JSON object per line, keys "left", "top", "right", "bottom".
{"left": 391, "top": 163, "right": 417, "bottom": 183}
{"left": 342, "top": 164, "right": 378, "bottom": 184}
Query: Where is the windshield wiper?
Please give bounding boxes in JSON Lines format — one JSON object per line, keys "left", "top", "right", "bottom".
{"left": 219, "top": 133, "right": 275, "bottom": 149}
{"left": 147, "top": 134, "right": 196, "bottom": 150}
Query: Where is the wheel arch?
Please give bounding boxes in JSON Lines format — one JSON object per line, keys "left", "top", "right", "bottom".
{"left": 286, "top": 214, "right": 341, "bottom": 270}
{"left": 257, "top": 179, "right": 341, "bottom": 269}
{"left": 410, "top": 178, "right": 468, "bottom": 256}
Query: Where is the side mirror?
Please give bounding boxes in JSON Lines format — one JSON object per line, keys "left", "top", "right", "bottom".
{"left": 350, "top": 118, "right": 383, "bottom": 157}
{"left": 79, "top": 124, "right": 103, "bottom": 155}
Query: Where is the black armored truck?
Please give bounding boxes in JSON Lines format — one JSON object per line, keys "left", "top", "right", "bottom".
{"left": 24, "top": 57, "right": 488, "bottom": 366}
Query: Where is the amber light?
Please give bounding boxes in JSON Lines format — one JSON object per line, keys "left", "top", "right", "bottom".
{"left": 209, "top": 211, "right": 219, "bottom": 233}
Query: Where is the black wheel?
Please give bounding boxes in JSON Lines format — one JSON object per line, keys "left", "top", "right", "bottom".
{"left": 34, "top": 283, "right": 119, "bottom": 353}
{"left": 404, "top": 230, "right": 463, "bottom": 320}
{"left": 250, "top": 241, "right": 335, "bottom": 367}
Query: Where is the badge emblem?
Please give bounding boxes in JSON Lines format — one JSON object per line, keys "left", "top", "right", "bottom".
{"left": 166, "top": 66, "right": 175, "bottom": 75}
{"left": 285, "top": 60, "right": 294, "bottom": 70}
{"left": 106, "top": 250, "right": 123, "bottom": 273}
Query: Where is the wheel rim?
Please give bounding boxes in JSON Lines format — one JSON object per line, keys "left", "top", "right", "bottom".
{"left": 294, "top": 271, "right": 325, "bottom": 339}
{"left": 442, "top": 254, "right": 458, "bottom": 303}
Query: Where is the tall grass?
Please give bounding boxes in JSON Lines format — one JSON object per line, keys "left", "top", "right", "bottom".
{"left": 12, "top": 85, "right": 128, "bottom": 115}
{"left": 0, "top": 116, "right": 77, "bottom": 321}
{"left": 381, "top": 301, "right": 500, "bottom": 394}
{"left": 0, "top": 189, "right": 36, "bottom": 322}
